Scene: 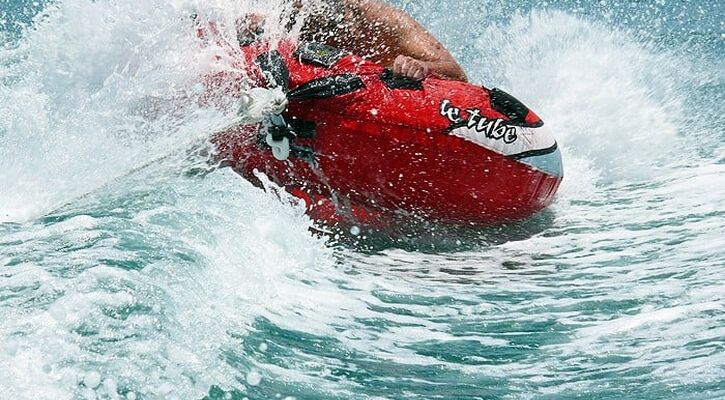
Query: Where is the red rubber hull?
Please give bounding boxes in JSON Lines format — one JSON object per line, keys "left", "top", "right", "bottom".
{"left": 212, "top": 40, "right": 563, "bottom": 226}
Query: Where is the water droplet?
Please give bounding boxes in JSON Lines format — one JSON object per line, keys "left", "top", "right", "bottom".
{"left": 246, "top": 370, "right": 262, "bottom": 386}
{"left": 84, "top": 371, "right": 102, "bottom": 389}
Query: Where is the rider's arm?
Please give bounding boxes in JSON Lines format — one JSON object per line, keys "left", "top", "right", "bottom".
{"left": 352, "top": 0, "right": 467, "bottom": 82}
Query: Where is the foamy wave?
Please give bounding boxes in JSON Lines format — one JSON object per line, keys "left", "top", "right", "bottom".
{"left": 474, "top": 11, "right": 698, "bottom": 187}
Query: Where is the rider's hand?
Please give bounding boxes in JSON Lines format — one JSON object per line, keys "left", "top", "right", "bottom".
{"left": 393, "top": 55, "right": 430, "bottom": 81}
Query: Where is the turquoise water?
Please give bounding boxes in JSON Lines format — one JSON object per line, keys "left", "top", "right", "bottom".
{"left": 1, "top": 0, "right": 723, "bottom": 399}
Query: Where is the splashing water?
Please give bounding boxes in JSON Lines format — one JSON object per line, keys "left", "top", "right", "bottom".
{"left": 1, "top": 0, "right": 723, "bottom": 399}
{"left": 0, "top": 0, "right": 289, "bottom": 222}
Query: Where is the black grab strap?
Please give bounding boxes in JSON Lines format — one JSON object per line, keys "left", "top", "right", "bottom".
{"left": 294, "top": 42, "right": 347, "bottom": 68}
{"left": 255, "top": 49, "right": 364, "bottom": 100}
{"left": 255, "top": 50, "right": 290, "bottom": 91}
{"left": 288, "top": 74, "right": 365, "bottom": 100}
{"left": 380, "top": 68, "right": 423, "bottom": 90}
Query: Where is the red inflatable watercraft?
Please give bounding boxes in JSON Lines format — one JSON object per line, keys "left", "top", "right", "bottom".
{"left": 210, "top": 39, "right": 563, "bottom": 227}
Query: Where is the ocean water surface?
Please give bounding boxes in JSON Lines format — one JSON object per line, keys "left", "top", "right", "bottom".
{"left": 1, "top": 0, "right": 723, "bottom": 399}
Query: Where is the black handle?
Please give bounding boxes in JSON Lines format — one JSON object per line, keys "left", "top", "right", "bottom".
{"left": 380, "top": 68, "right": 424, "bottom": 90}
